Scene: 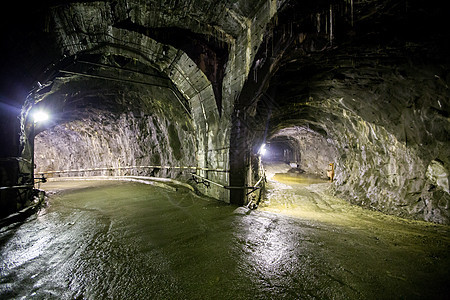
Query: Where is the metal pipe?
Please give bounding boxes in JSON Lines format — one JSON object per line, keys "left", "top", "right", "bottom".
{"left": 58, "top": 70, "right": 192, "bottom": 118}
{"left": 225, "top": 186, "right": 260, "bottom": 190}
{"left": 76, "top": 60, "right": 169, "bottom": 80}
{"left": 191, "top": 173, "right": 262, "bottom": 191}
{"left": 0, "top": 185, "right": 33, "bottom": 190}
{"left": 0, "top": 157, "right": 31, "bottom": 163}
{"left": 191, "top": 173, "right": 225, "bottom": 188}
{"left": 35, "top": 165, "right": 229, "bottom": 175}
{"left": 254, "top": 175, "right": 264, "bottom": 188}
{"left": 59, "top": 70, "right": 169, "bottom": 88}
{"left": 244, "top": 175, "right": 265, "bottom": 196}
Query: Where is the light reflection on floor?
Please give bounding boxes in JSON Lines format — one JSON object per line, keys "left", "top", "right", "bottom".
{"left": 260, "top": 172, "right": 407, "bottom": 229}
{"left": 1, "top": 179, "right": 449, "bottom": 299}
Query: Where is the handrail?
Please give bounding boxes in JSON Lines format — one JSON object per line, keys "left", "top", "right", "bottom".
{"left": 33, "top": 166, "right": 264, "bottom": 195}
{"left": 35, "top": 165, "right": 229, "bottom": 176}
{"left": 0, "top": 157, "right": 32, "bottom": 163}
{"left": 192, "top": 173, "right": 262, "bottom": 193}
{"left": 254, "top": 175, "right": 264, "bottom": 188}
{"left": 245, "top": 175, "right": 265, "bottom": 196}
{"left": 191, "top": 173, "right": 263, "bottom": 191}
{"left": 0, "top": 184, "right": 33, "bottom": 190}
{"left": 191, "top": 173, "right": 225, "bottom": 188}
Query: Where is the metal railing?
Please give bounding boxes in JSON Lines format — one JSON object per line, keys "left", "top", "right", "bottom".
{"left": 246, "top": 175, "right": 265, "bottom": 195}
{"left": 191, "top": 172, "right": 265, "bottom": 192}
{"left": 35, "top": 165, "right": 229, "bottom": 176}
{"left": 35, "top": 165, "right": 266, "bottom": 193}
{"left": 0, "top": 184, "right": 33, "bottom": 191}
{"left": 32, "top": 165, "right": 267, "bottom": 208}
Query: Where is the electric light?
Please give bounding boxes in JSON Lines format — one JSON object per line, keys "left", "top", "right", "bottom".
{"left": 32, "top": 110, "right": 49, "bottom": 123}
{"left": 259, "top": 144, "right": 267, "bottom": 156}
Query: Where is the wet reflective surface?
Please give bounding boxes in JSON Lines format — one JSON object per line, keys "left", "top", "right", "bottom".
{"left": 1, "top": 179, "right": 449, "bottom": 299}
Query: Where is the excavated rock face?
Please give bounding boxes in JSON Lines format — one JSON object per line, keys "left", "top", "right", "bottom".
{"left": 33, "top": 67, "right": 196, "bottom": 179}
{"left": 270, "top": 127, "right": 338, "bottom": 178}
{"left": 1, "top": 0, "right": 448, "bottom": 223}
{"left": 267, "top": 56, "right": 450, "bottom": 223}
{"left": 35, "top": 111, "right": 195, "bottom": 178}
{"left": 260, "top": 1, "right": 450, "bottom": 223}
{"left": 11, "top": 0, "right": 281, "bottom": 205}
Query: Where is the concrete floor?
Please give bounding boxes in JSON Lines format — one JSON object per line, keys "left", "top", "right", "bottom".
{"left": 1, "top": 176, "right": 449, "bottom": 299}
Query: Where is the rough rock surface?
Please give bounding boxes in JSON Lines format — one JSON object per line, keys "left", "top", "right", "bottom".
{"left": 35, "top": 111, "right": 196, "bottom": 179}
{"left": 1, "top": 0, "right": 449, "bottom": 223}
{"left": 271, "top": 126, "right": 338, "bottom": 178}
{"left": 269, "top": 59, "right": 450, "bottom": 223}
{"left": 33, "top": 70, "right": 196, "bottom": 181}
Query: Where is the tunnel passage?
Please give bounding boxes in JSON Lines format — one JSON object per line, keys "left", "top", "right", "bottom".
{"left": 229, "top": 0, "right": 450, "bottom": 223}
{"left": 1, "top": 2, "right": 449, "bottom": 298}
{"left": 266, "top": 127, "right": 338, "bottom": 179}
{"left": 0, "top": 0, "right": 449, "bottom": 224}
{"left": 263, "top": 137, "right": 299, "bottom": 163}
{"left": 32, "top": 57, "right": 196, "bottom": 179}
{"left": 3, "top": 0, "right": 281, "bottom": 215}
{"left": 264, "top": 52, "right": 450, "bottom": 224}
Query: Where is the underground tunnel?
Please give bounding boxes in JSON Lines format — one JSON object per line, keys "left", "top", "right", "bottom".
{"left": 0, "top": 0, "right": 449, "bottom": 298}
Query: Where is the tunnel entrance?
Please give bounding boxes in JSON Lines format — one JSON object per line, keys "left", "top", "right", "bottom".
{"left": 262, "top": 138, "right": 298, "bottom": 164}
{"left": 29, "top": 56, "right": 197, "bottom": 183}
{"left": 1, "top": 0, "right": 449, "bottom": 225}
{"left": 263, "top": 126, "right": 338, "bottom": 181}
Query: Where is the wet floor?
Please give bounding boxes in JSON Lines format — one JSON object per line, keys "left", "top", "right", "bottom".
{"left": 1, "top": 177, "right": 449, "bottom": 299}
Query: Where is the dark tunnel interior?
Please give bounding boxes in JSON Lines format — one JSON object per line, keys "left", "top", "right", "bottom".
{"left": 0, "top": 0, "right": 449, "bottom": 298}
{"left": 0, "top": 0, "right": 448, "bottom": 225}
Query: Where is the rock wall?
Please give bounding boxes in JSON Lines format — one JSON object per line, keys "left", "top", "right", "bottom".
{"left": 316, "top": 62, "right": 450, "bottom": 224}
{"left": 44, "top": 0, "right": 282, "bottom": 202}
{"left": 268, "top": 51, "right": 450, "bottom": 223}
{"left": 271, "top": 127, "right": 338, "bottom": 178}
{"left": 328, "top": 110, "right": 450, "bottom": 224}
{"left": 31, "top": 69, "right": 197, "bottom": 182}
{"left": 35, "top": 111, "right": 196, "bottom": 179}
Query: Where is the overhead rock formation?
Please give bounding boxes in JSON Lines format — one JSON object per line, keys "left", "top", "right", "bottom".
{"left": 0, "top": 0, "right": 448, "bottom": 223}
{"left": 270, "top": 126, "right": 338, "bottom": 178}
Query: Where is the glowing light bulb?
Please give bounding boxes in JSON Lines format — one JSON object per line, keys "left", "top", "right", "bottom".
{"left": 259, "top": 144, "right": 267, "bottom": 156}
{"left": 33, "top": 111, "right": 49, "bottom": 123}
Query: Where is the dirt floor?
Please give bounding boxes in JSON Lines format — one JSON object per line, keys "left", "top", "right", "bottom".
{"left": 1, "top": 173, "right": 449, "bottom": 299}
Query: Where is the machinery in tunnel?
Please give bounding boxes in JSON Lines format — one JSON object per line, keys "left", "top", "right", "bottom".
{"left": 0, "top": 0, "right": 449, "bottom": 224}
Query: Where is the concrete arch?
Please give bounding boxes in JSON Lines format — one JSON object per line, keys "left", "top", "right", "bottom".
{"left": 2, "top": 0, "right": 282, "bottom": 216}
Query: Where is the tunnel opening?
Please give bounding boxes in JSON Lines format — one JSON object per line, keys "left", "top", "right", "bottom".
{"left": 264, "top": 45, "right": 450, "bottom": 223}
{"left": 225, "top": 0, "right": 450, "bottom": 222}
{"left": 1, "top": 1, "right": 450, "bottom": 299}
{"left": 0, "top": 0, "right": 448, "bottom": 222}
{"left": 29, "top": 54, "right": 197, "bottom": 183}
{"left": 266, "top": 126, "right": 338, "bottom": 180}
{"left": 262, "top": 137, "right": 298, "bottom": 164}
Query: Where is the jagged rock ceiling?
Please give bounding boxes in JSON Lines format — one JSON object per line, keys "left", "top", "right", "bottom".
{"left": 0, "top": 0, "right": 449, "bottom": 223}
{"left": 234, "top": 0, "right": 450, "bottom": 222}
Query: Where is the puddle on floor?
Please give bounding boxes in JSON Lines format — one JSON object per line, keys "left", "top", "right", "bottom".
{"left": 1, "top": 179, "right": 449, "bottom": 299}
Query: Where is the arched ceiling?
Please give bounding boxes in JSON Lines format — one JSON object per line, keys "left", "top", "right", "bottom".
{"left": 227, "top": 0, "right": 449, "bottom": 222}
{"left": 236, "top": 0, "right": 450, "bottom": 153}
{"left": 1, "top": 0, "right": 284, "bottom": 203}
{"left": 0, "top": 0, "right": 448, "bottom": 222}
{"left": 1, "top": 0, "right": 281, "bottom": 111}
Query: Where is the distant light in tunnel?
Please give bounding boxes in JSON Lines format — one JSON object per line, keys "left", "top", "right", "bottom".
{"left": 32, "top": 110, "right": 49, "bottom": 123}
{"left": 258, "top": 144, "right": 267, "bottom": 156}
